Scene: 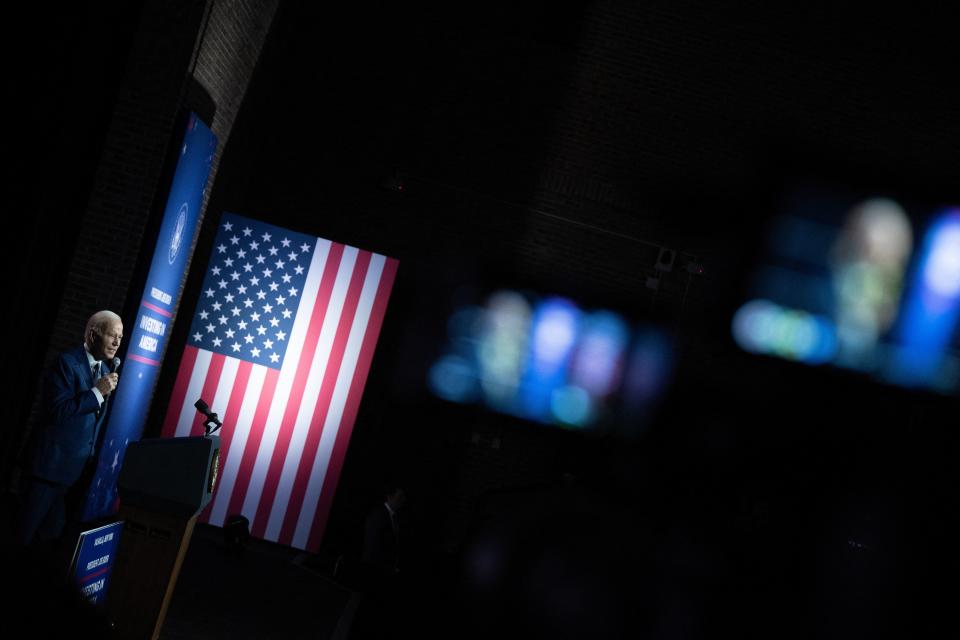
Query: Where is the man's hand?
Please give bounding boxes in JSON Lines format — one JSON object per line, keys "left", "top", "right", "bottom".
{"left": 95, "top": 372, "right": 119, "bottom": 397}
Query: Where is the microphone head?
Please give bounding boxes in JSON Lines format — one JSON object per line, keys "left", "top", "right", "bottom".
{"left": 195, "top": 398, "right": 211, "bottom": 414}
{"left": 112, "top": 357, "right": 121, "bottom": 371}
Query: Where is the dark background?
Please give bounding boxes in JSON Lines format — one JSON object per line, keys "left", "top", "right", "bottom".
{"left": 4, "top": 1, "right": 959, "bottom": 637}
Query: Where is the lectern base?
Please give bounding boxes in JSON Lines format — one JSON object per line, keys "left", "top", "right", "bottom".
{"left": 106, "top": 505, "right": 198, "bottom": 640}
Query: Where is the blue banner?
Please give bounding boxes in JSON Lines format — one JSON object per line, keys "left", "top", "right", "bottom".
{"left": 82, "top": 113, "right": 217, "bottom": 521}
{"left": 70, "top": 521, "right": 123, "bottom": 607}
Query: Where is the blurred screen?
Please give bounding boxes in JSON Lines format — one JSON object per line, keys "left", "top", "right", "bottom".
{"left": 427, "top": 288, "right": 674, "bottom": 434}
{"left": 733, "top": 182, "right": 960, "bottom": 393}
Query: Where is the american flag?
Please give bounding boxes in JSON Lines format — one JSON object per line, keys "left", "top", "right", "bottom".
{"left": 161, "top": 212, "right": 398, "bottom": 551}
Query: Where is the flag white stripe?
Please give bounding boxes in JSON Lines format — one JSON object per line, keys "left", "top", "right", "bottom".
{"left": 175, "top": 349, "right": 213, "bottom": 437}
{"left": 264, "top": 248, "right": 362, "bottom": 539}
{"left": 208, "top": 363, "right": 267, "bottom": 526}
{"left": 211, "top": 356, "right": 240, "bottom": 430}
{"left": 293, "top": 253, "right": 385, "bottom": 547}
{"left": 240, "top": 240, "right": 338, "bottom": 521}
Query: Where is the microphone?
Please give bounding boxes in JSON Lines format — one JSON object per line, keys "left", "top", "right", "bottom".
{"left": 194, "top": 398, "right": 223, "bottom": 434}
{"left": 112, "top": 357, "right": 121, "bottom": 373}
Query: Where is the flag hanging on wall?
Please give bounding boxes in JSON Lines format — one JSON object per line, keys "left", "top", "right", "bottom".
{"left": 161, "top": 212, "right": 398, "bottom": 552}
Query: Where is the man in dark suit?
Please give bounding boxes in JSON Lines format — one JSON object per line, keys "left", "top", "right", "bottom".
{"left": 351, "top": 484, "right": 406, "bottom": 637}
{"left": 15, "top": 310, "right": 123, "bottom": 546}
{"left": 362, "top": 484, "right": 405, "bottom": 578}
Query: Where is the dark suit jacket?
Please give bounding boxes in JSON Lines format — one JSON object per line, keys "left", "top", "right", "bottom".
{"left": 29, "top": 345, "right": 110, "bottom": 485}
{"left": 362, "top": 503, "right": 399, "bottom": 573}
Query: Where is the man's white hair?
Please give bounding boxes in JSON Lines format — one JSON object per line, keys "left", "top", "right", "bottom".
{"left": 85, "top": 310, "right": 122, "bottom": 341}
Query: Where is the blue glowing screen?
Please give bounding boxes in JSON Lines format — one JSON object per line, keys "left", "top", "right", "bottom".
{"left": 429, "top": 289, "right": 674, "bottom": 432}
{"left": 733, "top": 184, "right": 960, "bottom": 393}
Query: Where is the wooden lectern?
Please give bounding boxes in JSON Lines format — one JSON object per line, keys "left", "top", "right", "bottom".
{"left": 107, "top": 436, "right": 221, "bottom": 640}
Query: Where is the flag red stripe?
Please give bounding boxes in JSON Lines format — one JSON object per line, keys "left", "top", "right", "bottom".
{"left": 191, "top": 353, "right": 226, "bottom": 437}
{"left": 199, "top": 359, "right": 253, "bottom": 525}
{"left": 307, "top": 257, "right": 398, "bottom": 551}
{"left": 249, "top": 243, "right": 347, "bottom": 537}
{"left": 226, "top": 367, "right": 281, "bottom": 520}
{"left": 277, "top": 250, "right": 373, "bottom": 544}
{"left": 162, "top": 346, "right": 200, "bottom": 437}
